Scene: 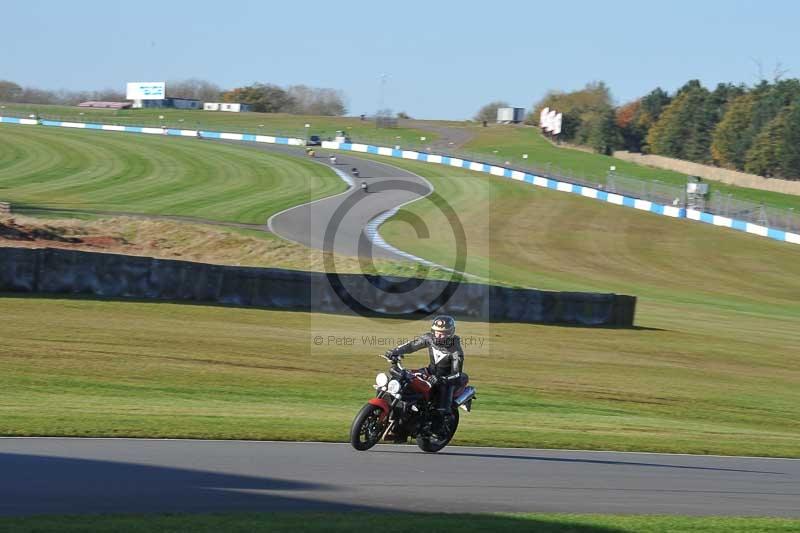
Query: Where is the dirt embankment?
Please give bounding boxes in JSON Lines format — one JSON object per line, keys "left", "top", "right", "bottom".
{"left": 0, "top": 217, "right": 126, "bottom": 249}
{"left": 0, "top": 215, "right": 310, "bottom": 267}
{"left": 0, "top": 215, "right": 422, "bottom": 277}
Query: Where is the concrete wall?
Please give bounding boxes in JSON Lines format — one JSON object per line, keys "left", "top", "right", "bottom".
{"left": 613, "top": 151, "right": 800, "bottom": 196}
{"left": 0, "top": 247, "right": 636, "bottom": 327}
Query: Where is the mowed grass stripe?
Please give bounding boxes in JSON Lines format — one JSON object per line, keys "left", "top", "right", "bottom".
{"left": 368, "top": 156, "right": 800, "bottom": 309}
{"left": 0, "top": 124, "right": 344, "bottom": 223}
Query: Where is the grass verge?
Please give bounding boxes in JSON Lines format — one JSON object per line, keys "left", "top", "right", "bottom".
{"left": 2, "top": 296, "right": 798, "bottom": 457}
{"left": 463, "top": 126, "right": 800, "bottom": 209}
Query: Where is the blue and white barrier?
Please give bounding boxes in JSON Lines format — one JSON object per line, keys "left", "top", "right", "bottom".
{"left": 0, "top": 116, "right": 39, "bottom": 125}
{"left": 1, "top": 116, "right": 306, "bottom": 146}
{"left": 1, "top": 115, "right": 798, "bottom": 245}
{"left": 322, "top": 141, "right": 800, "bottom": 245}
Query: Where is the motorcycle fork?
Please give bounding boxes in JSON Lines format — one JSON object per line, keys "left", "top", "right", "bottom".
{"left": 381, "top": 417, "right": 396, "bottom": 441}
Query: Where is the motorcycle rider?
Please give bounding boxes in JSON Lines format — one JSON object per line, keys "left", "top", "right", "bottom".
{"left": 385, "top": 315, "right": 466, "bottom": 413}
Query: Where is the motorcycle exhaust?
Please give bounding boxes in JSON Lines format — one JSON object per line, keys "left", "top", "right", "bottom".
{"left": 454, "top": 386, "right": 476, "bottom": 411}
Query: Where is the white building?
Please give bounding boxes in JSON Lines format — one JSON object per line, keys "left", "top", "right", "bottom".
{"left": 203, "top": 102, "right": 253, "bottom": 113}
{"left": 497, "top": 107, "right": 526, "bottom": 124}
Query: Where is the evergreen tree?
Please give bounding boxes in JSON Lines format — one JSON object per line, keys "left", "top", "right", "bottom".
{"left": 587, "top": 108, "right": 621, "bottom": 155}
{"left": 636, "top": 87, "right": 671, "bottom": 152}
{"left": 778, "top": 102, "right": 800, "bottom": 179}
{"left": 639, "top": 87, "right": 671, "bottom": 123}
{"left": 711, "top": 93, "right": 756, "bottom": 170}
{"left": 748, "top": 79, "right": 800, "bottom": 137}
{"left": 744, "top": 107, "right": 789, "bottom": 177}
{"left": 647, "top": 83, "right": 712, "bottom": 161}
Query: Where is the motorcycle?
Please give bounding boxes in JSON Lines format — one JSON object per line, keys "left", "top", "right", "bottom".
{"left": 349, "top": 355, "right": 476, "bottom": 453}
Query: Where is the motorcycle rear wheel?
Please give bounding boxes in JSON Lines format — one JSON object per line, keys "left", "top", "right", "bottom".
{"left": 417, "top": 407, "right": 460, "bottom": 453}
{"left": 350, "top": 404, "right": 385, "bottom": 451}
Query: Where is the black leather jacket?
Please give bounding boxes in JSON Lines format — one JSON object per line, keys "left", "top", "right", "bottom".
{"left": 387, "top": 333, "right": 464, "bottom": 384}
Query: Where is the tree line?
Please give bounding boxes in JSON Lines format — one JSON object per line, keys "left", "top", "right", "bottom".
{"left": 478, "top": 77, "right": 800, "bottom": 180}
{"left": 0, "top": 78, "right": 348, "bottom": 116}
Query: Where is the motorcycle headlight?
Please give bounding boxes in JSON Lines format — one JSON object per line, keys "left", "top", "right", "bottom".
{"left": 375, "top": 372, "right": 389, "bottom": 388}
{"left": 387, "top": 379, "right": 401, "bottom": 394}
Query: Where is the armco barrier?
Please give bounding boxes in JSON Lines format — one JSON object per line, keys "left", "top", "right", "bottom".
{"left": 2, "top": 115, "right": 794, "bottom": 245}
{"left": 319, "top": 141, "right": 800, "bottom": 246}
{"left": 0, "top": 247, "right": 636, "bottom": 327}
{"left": 1, "top": 116, "right": 307, "bottom": 146}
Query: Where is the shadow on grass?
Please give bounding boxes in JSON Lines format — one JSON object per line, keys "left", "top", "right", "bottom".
{"left": 0, "top": 452, "right": 625, "bottom": 532}
{"left": 0, "top": 291, "right": 648, "bottom": 331}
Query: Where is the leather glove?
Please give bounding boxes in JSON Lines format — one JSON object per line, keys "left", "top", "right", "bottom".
{"left": 384, "top": 350, "right": 398, "bottom": 362}
{"left": 428, "top": 374, "right": 439, "bottom": 386}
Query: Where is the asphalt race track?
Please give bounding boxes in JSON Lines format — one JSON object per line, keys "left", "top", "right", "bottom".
{"left": 244, "top": 142, "right": 433, "bottom": 261}
{"left": 0, "top": 438, "right": 798, "bottom": 517}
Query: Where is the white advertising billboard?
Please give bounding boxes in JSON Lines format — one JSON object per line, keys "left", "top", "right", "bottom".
{"left": 126, "top": 82, "right": 166, "bottom": 100}
{"left": 553, "top": 112, "right": 563, "bottom": 135}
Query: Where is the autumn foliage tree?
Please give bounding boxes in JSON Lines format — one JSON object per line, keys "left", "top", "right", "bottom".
{"left": 532, "top": 82, "right": 620, "bottom": 153}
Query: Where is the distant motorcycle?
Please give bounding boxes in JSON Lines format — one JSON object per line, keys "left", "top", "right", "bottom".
{"left": 350, "top": 355, "right": 476, "bottom": 453}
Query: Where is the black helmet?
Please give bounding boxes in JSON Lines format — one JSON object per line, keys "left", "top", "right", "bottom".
{"left": 431, "top": 315, "right": 455, "bottom": 344}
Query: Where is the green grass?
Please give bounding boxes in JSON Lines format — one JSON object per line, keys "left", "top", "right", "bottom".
{"left": 0, "top": 103, "right": 437, "bottom": 147}
{"left": 463, "top": 126, "right": 800, "bottom": 210}
{"left": 1, "top": 116, "right": 799, "bottom": 458}
{"left": 1, "top": 512, "right": 797, "bottom": 532}
{"left": 7, "top": 101, "right": 800, "bottom": 208}
{"left": 359, "top": 154, "right": 800, "bottom": 455}
{"left": 1, "top": 295, "right": 799, "bottom": 457}
{"left": 0, "top": 123, "right": 345, "bottom": 223}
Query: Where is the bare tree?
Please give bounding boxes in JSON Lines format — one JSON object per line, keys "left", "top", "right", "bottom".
{"left": 474, "top": 100, "right": 509, "bottom": 122}
{"left": 0, "top": 80, "right": 22, "bottom": 102}
{"left": 773, "top": 61, "right": 790, "bottom": 82}
{"left": 167, "top": 78, "right": 223, "bottom": 101}
{"left": 287, "top": 85, "right": 347, "bottom": 115}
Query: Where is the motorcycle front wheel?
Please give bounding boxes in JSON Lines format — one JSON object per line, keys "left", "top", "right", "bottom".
{"left": 417, "top": 407, "right": 460, "bottom": 453}
{"left": 350, "top": 404, "right": 385, "bottom": 451}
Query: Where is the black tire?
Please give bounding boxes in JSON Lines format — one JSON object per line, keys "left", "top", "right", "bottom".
{"left": 350, "top": 404, "right": 385, "bottom": 451}
{"left": 417, "top": 407, "right": 460, "bottom": 453}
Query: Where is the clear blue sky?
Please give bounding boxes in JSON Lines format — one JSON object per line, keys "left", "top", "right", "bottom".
{"left": 2, "top": 0, "right": 796, "bottom": 119}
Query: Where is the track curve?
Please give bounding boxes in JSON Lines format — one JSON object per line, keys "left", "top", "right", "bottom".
{"left": 226, "top": 142, "right": 433, "bottom": 262}
{"left": 0, "top": 438, "right": 797, "bottom": 517}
